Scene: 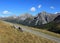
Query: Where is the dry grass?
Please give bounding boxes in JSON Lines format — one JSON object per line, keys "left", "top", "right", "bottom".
{"left": 0, "top": 21, "right": 56, "bottom": 43}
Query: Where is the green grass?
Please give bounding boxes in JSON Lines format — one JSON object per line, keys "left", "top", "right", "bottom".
{"left": 0, "top": 21, "right": 56, "bottom": 43}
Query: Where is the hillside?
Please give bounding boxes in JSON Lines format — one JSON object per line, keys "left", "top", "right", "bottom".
{"left": 0, "top": 20, "right": 56, "bottom": 43}
{"left": 37, "top": 15, "right": 60, "bottom": 34}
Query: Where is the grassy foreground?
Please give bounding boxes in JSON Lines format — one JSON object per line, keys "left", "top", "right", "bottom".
{"left": 0, "top": 21, "right": 56, "bottom": 43}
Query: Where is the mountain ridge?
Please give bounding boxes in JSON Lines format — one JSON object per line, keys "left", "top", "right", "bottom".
{"left": 0, "top": 11, "right": 60, "bottom": 26}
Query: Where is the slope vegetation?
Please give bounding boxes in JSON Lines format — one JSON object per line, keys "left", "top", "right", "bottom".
{"left": 0, "top": 21, "right": 56, "bottom": 43}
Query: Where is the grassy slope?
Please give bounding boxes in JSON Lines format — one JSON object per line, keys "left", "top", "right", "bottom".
{"left": 0, "top": 21, "right": 56, "bottom": 43}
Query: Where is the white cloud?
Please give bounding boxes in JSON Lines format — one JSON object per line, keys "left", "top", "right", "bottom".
{"left": 50, "top": 6, "right": 55, "bottom": 9}
{"left": 30, "top": 7, "right": 36, "bottom": 12}
{"left": 38, "top": 5, "right": 42, "bottom": 8}
{"left": 55, "top": 12, "right": 58, "bottom": 14}
{"left": 54, "top": 12, "right": 60, "bottom": 14}
{"left": 2, "top": 10, "right": 11, "bottom": 14}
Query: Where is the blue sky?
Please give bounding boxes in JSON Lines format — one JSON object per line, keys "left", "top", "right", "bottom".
{"left": 0, "top": 0, "right": 60, "bottom": 17}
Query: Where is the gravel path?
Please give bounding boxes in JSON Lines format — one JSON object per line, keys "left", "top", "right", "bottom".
{"left": 21, "top": 27, "right": 60, "bottom": 43}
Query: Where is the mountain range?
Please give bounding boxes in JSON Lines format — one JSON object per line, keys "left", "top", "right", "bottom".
{"left": 0, "top": 11, "right": 60, "bottom": 26}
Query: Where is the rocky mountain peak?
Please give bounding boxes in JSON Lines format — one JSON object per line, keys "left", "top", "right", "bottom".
{"left": 18, "top": 13, "right": 33, "bottom": 20}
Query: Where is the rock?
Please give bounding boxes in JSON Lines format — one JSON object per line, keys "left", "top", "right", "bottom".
{"left": 13, "top": 25, "right": 23, "bottom": 32}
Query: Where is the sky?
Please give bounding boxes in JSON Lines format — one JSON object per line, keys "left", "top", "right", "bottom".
{"left": 0, "top": 0, "right": 60, "bottom": 17}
